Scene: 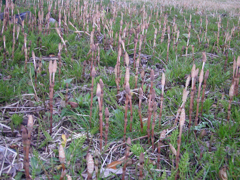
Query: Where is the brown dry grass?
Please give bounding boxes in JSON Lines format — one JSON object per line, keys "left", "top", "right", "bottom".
{"left": 128, "top": 0, "right": 240, "bottom": 14}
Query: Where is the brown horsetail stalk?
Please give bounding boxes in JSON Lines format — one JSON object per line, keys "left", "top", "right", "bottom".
{"left": 152, "top": 27, "right": 157, "bottom": 57}
{"left": 123, "top": 82, "right": 130, "bottom": 145}
{"left": 135, "top": 56, "right": 140, "bottom": 89}
{"left": 89, "top": 66, "right": 96, "bottom": 127}
{"left": 3, "top": 35, "right": 7, "bottom": 64}
{"left": 55, "top": 23, "right": 67, "bottom": 54}
{"left": 24, "top": 33, "right": 28, "bottom": 71}
{"left": 32, "top": 51, "right": 37, "bottom": 89}
{"left": 58, "top": 43, "right": 62, "bottom": 78}
{"left": 174, "top": 87, "right": 189, "bottom": 127}
{"left": 49, "top": 60, "right": 57, "bottom": 135}
{"left": 124, "top": 53, "right": 133, "bottom": 132}
{"left": 189, "top": 65, "right": 199, "bottom": 130}
{"left": 139, "top": 152, "right": 144, "bottom": 180}
{"left": 27, "top": 115, "right": 33, "bottom": 139}
{"left": 129, "top": 91, "right": 133, "bottom": 132}
{"left": 124, "top": 52, "right": 130, "bottom": 87}
{"left": 86, "top": 153, "right": 94, "bottom": 180}
{"left": 105, "top": 107, "right": 109, "bottom": 146}
{"left": 185, "top": 23, "right": 191, "bottom": 61}
{"left": 147, "top": 70, "right": 154, "bottom": 144}
{"left": 194, "top": 69, "right": 204, "bottom": 128}
{"left": 157, "top": 130, "right": 166, "bottom": 169}
{"left": 227, "top": 83, "right": 235, "bottom": 121}
{"left": 138, "top": 88, "right": 144, "bottom": 133}
{"left": 133, "top": 27, "right": 139, "bottom": 68}
{"left": 166, "top": 26, "right": 170, "bottom": 62}
{"left": 161, "top": 14, "right": 167, "bottom": 43}
{"left": 200, "top": 70, "right": 210, "bottom": 116}
{"left": 59, "top": 144, "right": 66, "bottom": 180}
{"left": 138, "top": 34, "right": 143, "bottom": 62}
{"left": 141, "top": 69, "right": 145, "bottom": 92}
{"left": 122, "top": 137, "right": 131, "bottom": 180}
{"left": 194, "top": 52, "right": 207, "bottom": 125}
{"left": 151, "top": 99, "right": 157, "bottom": 150}
{"left": 217, "top": 17, "right": 221, "bottom": 48}
{"left": 12, "top": 19, "right": 15, "bottom": 58}
{"left": 22, "top": 126, "right": 31, "bottom": 180}
{"left": 99, "top": 79, "right": 104, "bottom": 108}
{"left": 192, "top": 45, "right": 195, "bottom": 62}
{"left": 175, "top": 108, "right": 186, "bottom": 180}
{"left": 159, "top": 72, "right": 165, "bottom": 128}
{"left": 234, "top": 56, "right": 240, "bottom": 96}
{"left": 224, "top": 50, "right": 229, "bottom": 72}
{"left": 205, "top": 16, "right": 208, "bottom": 41}
{"left": 115, "top": 46, "right": 122, "bottom": 101}
{"left": 27, "top": 41, "right": 32, "bottom": 66}
{"left": 97, "top": 83, "right": 103, "bottom": 151}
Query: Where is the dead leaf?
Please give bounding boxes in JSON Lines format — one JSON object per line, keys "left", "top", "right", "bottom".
{"left": 68, "top": 101, "right": 78, "bottom": 108}
{"left": 3, "top": 75, "right": 11, "bottom": 81}
{"left": 200, "top": 129, "right": 207, "bottom": 139}
{"left": 107, "top": 161, "right": 123, "bottom": 169}
{"left": 60, "top": 100, "right": 66, "bottom": 107}
{"left": 219, "top": 167, "right": 227, "bottom": 180}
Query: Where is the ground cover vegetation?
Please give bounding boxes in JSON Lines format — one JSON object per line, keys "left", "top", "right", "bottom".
{"left": 0, "top": 0, "right": 240, "bottom": 179}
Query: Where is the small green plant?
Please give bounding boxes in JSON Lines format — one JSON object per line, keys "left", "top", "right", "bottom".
{"left": 179, "top": 151, "right": 190, "bottom": 179}
{"left": 130, "top": 144, "right": 144, "bottom": 157}
{"left": 10, "top": 114, "right": 23, "bottom": 132}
